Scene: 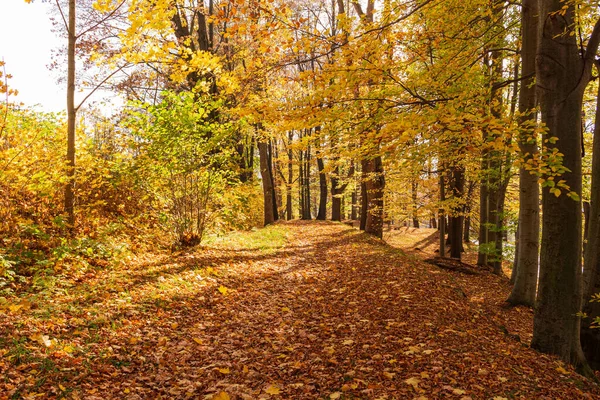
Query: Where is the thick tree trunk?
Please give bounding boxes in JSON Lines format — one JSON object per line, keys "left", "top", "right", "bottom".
{"left": 332, "top": 196, "right": 342, "bottom": 221}
{"left": 508, "top": 0, "right": 540, "bottom": 307}
{"left": 362, "top": 156, "right": 384, "bottom": 239}
{"left": 581, "top": 62, "right": 600, "bottom": 369}
{"left": 532, "top": 0, "right": 599, "bottom": 371}
{"left": 584, "top": 201, "right": 591, "bottom": 245}
{"left": 259, "top": 141, "right": 276, "bottom": 226}
{"left": 449, "top": 166, "right": 465, "bottom": 259}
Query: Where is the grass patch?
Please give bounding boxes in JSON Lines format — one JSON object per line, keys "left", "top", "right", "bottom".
{"left": 205, "top": 223, "right": 290, "bottom": 252}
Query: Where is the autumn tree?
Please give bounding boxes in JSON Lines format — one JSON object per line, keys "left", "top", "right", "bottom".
{"left": 507, "top": 0, "right": 539, "bottom": 307}
{"left": 48, "top": 0, "right": 128, "bottom": 229}
{"left": 532, "top": 0, "right": 600, "bottom": 372}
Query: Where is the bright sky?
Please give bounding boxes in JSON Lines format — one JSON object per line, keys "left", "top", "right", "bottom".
{"left": 0, "top": 1, "right": 124, "bottom": 114}
{"left": 0, "top": 1, "right": 64, "bottom": 112}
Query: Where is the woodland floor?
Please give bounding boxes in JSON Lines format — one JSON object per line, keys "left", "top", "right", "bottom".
{"left": 1, "top": 221, "right": 600, "bottom": 399}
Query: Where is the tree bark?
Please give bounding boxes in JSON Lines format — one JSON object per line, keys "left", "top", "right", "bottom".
{"left": 411, "top": 180, "right": 419, "bottom": 228}
{"left": 286, "top": 132, "right": 293, "bottom": 220}
{"left": 449, "top": 166, "right": 465, "bottom": 259}
{"left": 268, "top": 140, "right": 279, "bottom": 222}
{"left": 477, "top": 164, "right": 489, "bottom": 266}
{"left": 351, "top": 186, "right": 358, "bottom": 220}
{"left": 65, "top": 0, "right": 76, "bottom": 230}
{"left": 439, "top": 171, "right": 446, "bottom": 257}
{"left": 508, "top": 0, "right": 539, "bottom": 307}
{"left": 304, "top": 144, "right": 312, "bottom": 220}
{"left": 360, "top": 179, "right": 367, "bottom": 230}
{"left": 581, "top": 62, "right": 600, "bottom": 369}
{"left": 259, "top": 140, "right": 276, "bottom": 226}
{"left": 362, "top": 156, "right": 384, "bottom": 239}
{"left": 316, "top": 157, "right": 327, "bottom": 220}
{"left": 331, "top": 165, "right": 342, "bottom": 221}
{"left": 532, "top": 1, "right": 600, "bottom": 372}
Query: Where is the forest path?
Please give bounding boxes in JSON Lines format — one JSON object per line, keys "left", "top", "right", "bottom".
{"left": 1, "top": 221, "right": 598, "bottom": 399}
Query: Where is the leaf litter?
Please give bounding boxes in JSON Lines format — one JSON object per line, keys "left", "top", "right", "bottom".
{"left": 0, "top": 221, "right": 599, "bottom": 399}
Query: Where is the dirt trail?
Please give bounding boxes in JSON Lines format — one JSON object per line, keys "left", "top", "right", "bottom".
{"left": 2, "top": 221, "right": 598, "bottom": 399}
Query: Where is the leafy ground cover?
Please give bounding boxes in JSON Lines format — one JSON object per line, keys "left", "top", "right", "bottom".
{"left": 1, "top": 221, "right": 598, "bottom": 399}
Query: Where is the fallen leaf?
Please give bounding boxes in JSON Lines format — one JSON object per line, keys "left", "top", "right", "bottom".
{"left": 218, "top": 285, "right": 228, "bottom": 295}
{"left": 556, "top": 366, "right": 568, "bottom": 374}
{"left": 265, "top": 384, "right": 280, "bottom": 395}
{"left": 213, "top": 392, "right": 230, "bottom": 400}
{"left": 405, "top": 377, "right": 420, "bottom": 389}
{"left": 383, "top": 371, "right": 395, "bottom": 379}
{"left": 330, "top": 392, "right": 341, "bottom": 399}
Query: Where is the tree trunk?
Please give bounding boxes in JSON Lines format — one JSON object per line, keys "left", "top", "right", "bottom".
{"left": 268, "top": 140, "right": 279, "bottom": 221}
{"left": 301, "top": 142, "right": 312, "bottom": 220}
{"left": 581, "top": 63, "right": 600, "bottom": 369}
{"left": 317, "top": 157, "right": 327, "bottom": 220}
{"left": 235, "top": 133, "right": 254, "bottom": 183}
{"left": 477, "top": 166, "right": 489, "bottom": 266}
{"left": 449, "top": 166, "right": 465, "bottom": 259}
{"left": 411, "top": 180, "right": 419, "bottom": 228}
{"left": 286, "top": 132, "right": 293, "bottom": 220}
{"left": 532, "top": 0, "right": 599, "bottom": 371}
{"left": 362, "top": 156, "right": 384, "bottom": 239}
{"left": 332, "top": 196, "right": 342, "bottom": 221}
{"left": 65, "top": 0, "right": 76, "bottom": 230}
{"left": 439, "top": 171, "right": 446, "bottom": 257}
{"left": 463, "top": 181, "right": 475, "bottom": 243}
{"left": 331, "top": 165, "right": 342, "bottom": 221}
{"left": 360, "top": 180, "right": 367, "bottom": 231}
{"left": 508, "top": 0, "right": 540, "bottom": 307}
{"left": 298, "top": 150, "right": 304, "bottom": 219}
{"left": 259, "top": 140, "right": 276, "bottom": 226}
{"left": 511, "top": 223, "right": 519, "bottom": 284}
{"left": 351, "top": 186, "right": 358, "bottom": 220}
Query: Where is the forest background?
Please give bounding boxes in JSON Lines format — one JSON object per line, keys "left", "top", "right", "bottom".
{"left": 2, "top": 0, "right": 600, "bottom": 384}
